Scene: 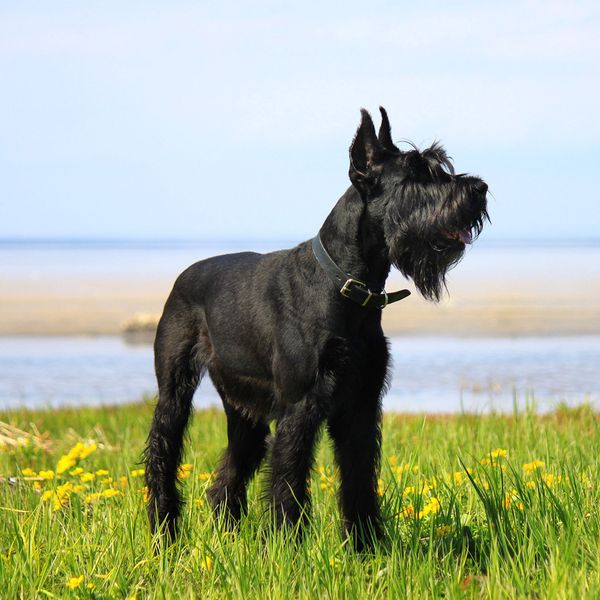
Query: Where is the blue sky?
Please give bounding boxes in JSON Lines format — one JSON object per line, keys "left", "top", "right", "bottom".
{"left": 1, "top": 1, "right": 599, "bottom": 242}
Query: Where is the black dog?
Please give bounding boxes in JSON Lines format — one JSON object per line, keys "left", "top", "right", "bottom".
{"left": 144, "top": 107, "right": 488, "bottom": 550}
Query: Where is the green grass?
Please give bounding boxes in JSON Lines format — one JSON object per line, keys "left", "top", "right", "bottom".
{"left": 1, "top": 400, "right": 599, "bottom": 598}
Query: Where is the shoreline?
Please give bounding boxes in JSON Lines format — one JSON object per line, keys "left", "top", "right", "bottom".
{"left": 2, "top": 274, "right": 600, "bottom": 337}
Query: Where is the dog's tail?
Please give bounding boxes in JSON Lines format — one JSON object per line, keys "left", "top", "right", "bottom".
{"left": 143, "top": 310, "right": 206, "bottom": 540}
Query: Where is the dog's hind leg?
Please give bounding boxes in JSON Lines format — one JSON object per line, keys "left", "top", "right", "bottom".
{"left": 207, "top": 396, "right": 270, "bottom": 526}
{"left": 144, "top": 308, "right": 204, "bottom": 540}
{"left": 269, "top": 399, "right": 324, "bottom": 531}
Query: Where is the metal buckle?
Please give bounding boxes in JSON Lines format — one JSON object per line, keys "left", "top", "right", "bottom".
{"left": 340, "top": 278, "right": 367, "bottom": 298}
{"left": 379, "top": 290, "right": 388, "bottom": 309}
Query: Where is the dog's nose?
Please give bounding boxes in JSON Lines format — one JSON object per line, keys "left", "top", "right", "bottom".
{"left": 475, "top": 181, "right": 488, "bottom": 195}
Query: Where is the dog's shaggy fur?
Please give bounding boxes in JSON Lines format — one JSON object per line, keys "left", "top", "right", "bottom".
{"left": 144, "top": 108, "right": 489, "bottom": 551}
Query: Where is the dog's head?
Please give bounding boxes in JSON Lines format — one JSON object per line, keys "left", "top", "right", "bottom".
{"left": 349, "top": 108, "right": 489, "bottom": 301}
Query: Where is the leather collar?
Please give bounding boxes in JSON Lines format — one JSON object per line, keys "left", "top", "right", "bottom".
{"left": 311, "top": 235, "right": 410, "bottom": 309}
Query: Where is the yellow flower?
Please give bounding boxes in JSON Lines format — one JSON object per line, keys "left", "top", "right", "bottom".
{"left": 419, "top": 497, "right": 440, "bottom": 518}
{"left": 101, "top": 488, "right": 122, "bottom": 499}
{"left": 523, "top": 460, "right": 545, "bottom": 475}
{"left": 73, "top": 485, "right": 84, "bottom": 493}
{"left": 38, "top": 470, "right": 55, "bottom": 480}
{"left": 525, "top": 480, "right": 536, "bottom": 489}
{"left": 95, "top": 469, "right": 109, "bottom": 476}
{"left": 66, "top": 576, "right": 84, "bottom": 589}
{"left": 56, "top": 455, "right": 76, "bottom": 474}
{"left": 400, "top": 504, "right": 414, "bottom": 518}
{"left": 80, "top": 472, "right": 95, "bottom": 483}
{"left": 112, "top": 476, "right": 127, "bottom": 489}
{"left": 542, "top": 473, "right": 561, "bottom": 487}
{"left": 86, "top": 583, "right": 95, "bottom": 590}
{"left": 194, "top": 498, "right": 204, "bottom": 507}
{"left": 85, "top": 492, "right": 101, "bottom": 504}
{"left": 21, "top": 468, "right": 36, "bottom": 477}
{"left": 198, "top": 472, "right": 213, "bottom": 481}
{"left": 70, "top": 467, "right": 84, "bottom": 476}
{"left": 452, "top": 471, "right": 464, "bottom": 485}
{"left": 388, "top": 455, "right": 397, "bottom": 466}
{"left": 101, "top": 477, "right": 113, "bottom": 485}
{"left": 178, "top": 463, "right": 193, "bottom": 480}
{"left": 78, "top": 443, "right": 97, "bottom": 459}
{"left": 141, "top": 486, "right": 150, "bottom": 503}
{"left": 42, "top": 482, "right": 73, "bottom": 510}
{"left": 490, "top": 448, "right": 508, "bottom": 458}
{"left": 200, "top": 555, "right": 213, "bottom": 572}
{"left": 131, "top": 468, "right": 145, "bottom": 478}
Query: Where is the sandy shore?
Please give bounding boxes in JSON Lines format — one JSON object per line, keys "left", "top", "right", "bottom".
{"left": 2, "top": 272, "right": 599, "bottom": 337}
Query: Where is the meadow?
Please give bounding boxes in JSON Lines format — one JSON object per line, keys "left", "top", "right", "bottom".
{"left": 1, "top": 400, "right": 599, "bottom": 599}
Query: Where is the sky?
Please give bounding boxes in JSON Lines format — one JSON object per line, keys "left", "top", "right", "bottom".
{"left": 1, "top": 1, "right": 599, "bottom": 242}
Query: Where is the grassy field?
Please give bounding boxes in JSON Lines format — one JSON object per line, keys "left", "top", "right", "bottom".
{"left": 1, "top": 401, "right": 599, "bottom": 599}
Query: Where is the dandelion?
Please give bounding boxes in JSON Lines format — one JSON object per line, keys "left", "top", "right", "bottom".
{"left": 400, "top": 504, "right": 415, "bottom": 518}
{"left": 525, "top": 480, "right": 536, "bottom": 489}
{"left": 101, "top": 488, "right": 122, "bottom": 499}
{"left": 85, "top": 492, "right": 101, "bottom": 504}
{"left": 194, "top": 498, "right": 204, "bottom": 507}
{"left": 78, "top": 442, "right": 97, "bottom": 459}
{"left": 86, "top": 583, "right": 95, "bottom": 590}
{"left": 70, "top": 467, "right": 84, "bottom": 476}
{"left": 38, "top": 470, "right": 55, "bottom": 480}
{"left": 141, "top": 486, "right": 150, "bottom": 502}
{"left": 490, "top": 448, "right": 508, "bottom": 458}
{"left": 56, "top": 455, "right": 77, "bottom": 474}
{"left": 198, "top": 471, "right": 213, "bottom": 481}
{"left": 416, "top": 497, "right": 441, "bottom": 518}
{"left": 96, "top": 469, "right": 109, "bottom": 476}
{"left": 177, "top": 463, "right": 193, "bottom": 480}
{"left": 113, "top": 476, "right": 128, "bottom": 489}
{"left": 66, "top": 576, "right": 84, "bottom": 589}
{"left": 80, "top": 472, "right": 95, "bottom": 483}
{"left": 42, "top": 483, "right": 73, "bottom": 510}
{"left": 523, "top": 460, "right": 545, "bottom": 475}
{"left": 452, "top": 471, "right": 464, "bottom": 485}
{"left": 21, "top": 467, "right": 36, "bottom": 477}
{"left": 201, "top": 555, "right": 213, "bottom": 572}
{"left": 542, "top": 473, "right": 561, "bottom": 487}
{"left": 131, "top": 468, "right": 145, "bottom": 478}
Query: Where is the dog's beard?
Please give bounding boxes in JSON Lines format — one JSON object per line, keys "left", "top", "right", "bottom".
{"left": 383, "top": 183, "right": 487, "bottom": 301}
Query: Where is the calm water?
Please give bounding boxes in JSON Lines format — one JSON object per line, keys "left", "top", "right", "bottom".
{"left": 0, "top": 335, "right": 598, "bottom": 413}
{"left": 1, "top": 238, "right": 599, "bottom": 283}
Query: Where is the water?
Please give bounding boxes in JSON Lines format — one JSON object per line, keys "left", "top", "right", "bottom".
{"left": 0, "top": 335, "right": 597, "bottom": 413}
{"left": 2, "top": 238, "right": 599, "bottom": 284}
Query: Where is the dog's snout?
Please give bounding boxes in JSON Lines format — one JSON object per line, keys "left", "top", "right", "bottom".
{"left": 474, "top": 181, "right": 488, "bottom": 195}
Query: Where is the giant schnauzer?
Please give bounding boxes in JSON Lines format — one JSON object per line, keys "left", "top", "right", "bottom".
{"left": 144, "top": 107, "right": 488, "bottom": 551}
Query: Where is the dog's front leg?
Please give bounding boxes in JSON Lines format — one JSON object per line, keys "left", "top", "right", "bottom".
{"left": 269, "top": 398, "right": 324, "bottom": 533}
{"left": 327, "top": 337, "right": 388, "bottom": 552}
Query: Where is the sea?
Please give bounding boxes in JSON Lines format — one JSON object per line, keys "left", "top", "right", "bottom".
{"left": 1, "top": 239, "right": 599, "bottom": 413}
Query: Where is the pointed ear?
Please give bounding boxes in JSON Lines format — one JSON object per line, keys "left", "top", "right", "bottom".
{"left": 349, "top": 109, "right": 385, "bottom": 198}
{"left": 378, "top": 106, "right": 399, "bottom": 153}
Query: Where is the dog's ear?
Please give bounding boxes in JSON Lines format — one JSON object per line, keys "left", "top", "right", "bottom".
{"left": 378, "top": 107, "right": 399, "bottom": 153}
{"left": 349, "top": 109, "right": 385, "bottom": 198}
